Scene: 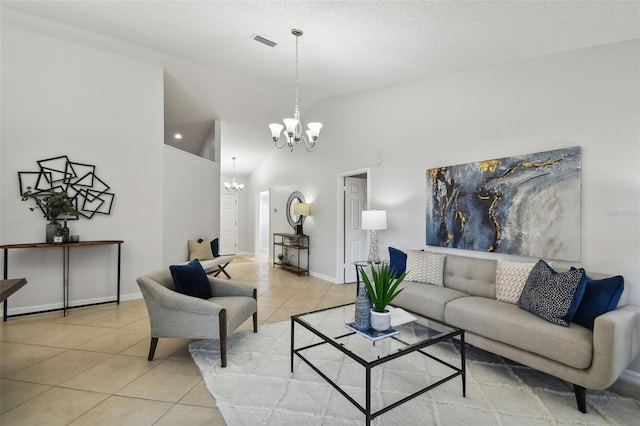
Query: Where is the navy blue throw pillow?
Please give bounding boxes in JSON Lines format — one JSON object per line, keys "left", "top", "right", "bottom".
{"left": 211, "top": 238, "right": 220, "bottom": 257}
{"left": 169, "top": 259, "right": 212, "bottom": 299}
{"left": 518, "top": 260, "right": 586, "bottom": 327}
{"left": 388, "top": 247, "right": 407, "bottom": 278}
{"left": 573, "top": 275, "right": 624, "bottom": 330}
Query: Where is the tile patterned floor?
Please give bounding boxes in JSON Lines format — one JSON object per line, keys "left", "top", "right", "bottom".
{"left": 0, "top": 257, "right": 356, "bottom": 425}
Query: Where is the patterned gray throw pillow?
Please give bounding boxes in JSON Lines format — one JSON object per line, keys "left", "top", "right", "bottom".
{"left": 517, "top": 260, "right": 586, "bottom": 327}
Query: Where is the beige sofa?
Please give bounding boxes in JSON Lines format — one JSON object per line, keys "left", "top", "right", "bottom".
{"left": 392, "top": 253, "right": 640, "bottom": 413}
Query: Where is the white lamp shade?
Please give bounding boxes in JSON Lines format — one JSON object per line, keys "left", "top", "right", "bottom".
{"left": 361, "top": 210, "right": 387, "bottom": 230}
{"left": 283, "top": 118, "right": 299, "bottom": 135}
{"left": 269, "top": 123, "right": 284, "bottom": 138}
{"left": 307, "top": 122, "right": 323, "bottom": 138}
{"left": 293, "top": 202, "right": 310, "bottom": 216}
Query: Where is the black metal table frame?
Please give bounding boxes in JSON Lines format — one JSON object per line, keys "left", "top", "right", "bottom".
{"left": 291, "top": 304, "right": 465, "bottom": 425}
{"left": 2, "top": 241, "right": 123, "bottom": 321}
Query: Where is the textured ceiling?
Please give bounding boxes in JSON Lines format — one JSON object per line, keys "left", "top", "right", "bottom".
{"left": 2, "top": 1, "right": 639, "bottom": 175}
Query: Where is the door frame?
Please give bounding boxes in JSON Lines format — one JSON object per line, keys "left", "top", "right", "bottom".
{"left": 336, "top": 167, "right": 371, "bottom": 284}
{"left": 254, "top": 187, "right": 271, "bottom": 260}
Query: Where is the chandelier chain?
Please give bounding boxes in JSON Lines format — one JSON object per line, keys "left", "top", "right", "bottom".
{"left": 268, "top": 28, "right": 322, "bottom": 152}
{"left": 295, "top": 33, "right": 300, "bottom": 117}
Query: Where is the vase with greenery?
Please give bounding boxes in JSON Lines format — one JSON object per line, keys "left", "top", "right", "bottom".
{"left": 358, "top": 264, "right": 407, "bottom": 331}
{"left": 22, "top": 187, "right": 78, "bottom": 243}
{"left": 277, "top": 252, "right": 286, "bottom": 264}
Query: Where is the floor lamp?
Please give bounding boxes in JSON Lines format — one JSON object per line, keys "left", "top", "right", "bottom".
{"left": 361, "top": 210, "right": 387, "bottom": 264}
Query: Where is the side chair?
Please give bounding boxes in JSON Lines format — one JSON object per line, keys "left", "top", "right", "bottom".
{"left": 136, "top": 268, "right": 257, "bottom": 367}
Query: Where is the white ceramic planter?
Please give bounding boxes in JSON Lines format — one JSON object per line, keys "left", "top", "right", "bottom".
{"left": 370, "top": 309, "right": 391, "bottom": 331}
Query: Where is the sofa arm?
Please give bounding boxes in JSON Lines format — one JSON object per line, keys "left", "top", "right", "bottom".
{"left": 138, "top": 276, "right": 223, "bottom": 315}
{"left": 588, "top": 305, "right": 640, "bottom": 389}
{"left": 209, "top": 277, "right": 256, "bottom": 298}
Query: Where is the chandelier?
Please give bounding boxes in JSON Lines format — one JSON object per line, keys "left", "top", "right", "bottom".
{"left": 269, "top": 29, "right": 322, "bottom": 152}
{"left": 223, "top": 157, "right": 244, "bottom": 192}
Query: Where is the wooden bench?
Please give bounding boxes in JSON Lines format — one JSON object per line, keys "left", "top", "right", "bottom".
{"left": 201, "top": 256, "right": 234, "bottom": 279}
{"left": 178, "top": 256, "right": 234, "bottom": 279}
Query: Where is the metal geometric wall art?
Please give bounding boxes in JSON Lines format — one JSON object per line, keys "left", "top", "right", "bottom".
{"left": 426, "top": 146, "right": 581, "bottom": 261}
{"left": 18, "top": 155, "right": 115, "bottom": 219}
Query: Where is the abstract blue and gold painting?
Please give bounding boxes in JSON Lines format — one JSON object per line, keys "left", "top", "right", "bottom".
{"left": 426, "top": 147, "right": 581, "bottom": 261}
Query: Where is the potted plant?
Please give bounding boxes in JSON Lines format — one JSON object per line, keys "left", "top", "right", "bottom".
{"left": 277, "top": 252, "right": 286, "bottom": 264}
{"left": 359, "top": 264, "right": 407, "bottom": 331}
{"left": 22, "top": 186, "right": 78, "bottom": 243}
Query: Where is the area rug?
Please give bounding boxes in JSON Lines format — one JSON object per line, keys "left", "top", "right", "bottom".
{"left": 189, "top": 321, "right": 639, "bottom": 425}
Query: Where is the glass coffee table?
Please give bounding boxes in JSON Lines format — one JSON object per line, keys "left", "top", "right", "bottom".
{"left": 291, "top": 303, "right": 465, "bottom": 425}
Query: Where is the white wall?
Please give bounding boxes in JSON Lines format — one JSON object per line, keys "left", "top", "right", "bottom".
{"left": 0, "top": 24, "right": 164, "bottom": 310}
{"left": 163, "top": 146, "right": 220, "bottom": 265}
{"left": 248, "top": 40, "right": 640, "bottom": 371}
{"left": 0, "top": 18, "right": 222, "bottom": 313}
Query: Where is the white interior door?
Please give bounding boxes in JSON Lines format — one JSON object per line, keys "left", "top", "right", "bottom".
{"left": 220, "top": 193, "right": 238, "bottom": 255}
{"left": 344, "top": 177, "right": 367, "bottom": 282}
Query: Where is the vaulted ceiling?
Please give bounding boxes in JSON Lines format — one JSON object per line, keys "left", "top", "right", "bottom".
{"left": 3, "top": 1, "right": 639, "bottom": 175}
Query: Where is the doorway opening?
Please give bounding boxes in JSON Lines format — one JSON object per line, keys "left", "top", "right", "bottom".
{"left": 256, "top": 189, "right": 270, "bottom": 260}
{"left": 337, "top": 168, "right": 370, "bottom": 283}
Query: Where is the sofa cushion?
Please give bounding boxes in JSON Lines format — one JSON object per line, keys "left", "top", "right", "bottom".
{"left": 169, "top": 259, "right": 213, "bottom": 299}
{"left": 445, "top": 296, "right": 593, "bottom": 369}
{"left": 405, "top": 250, "right": 445, "bottom": 285}
{"left": 392, "top": 281, "right": 467, "bottom": 322}
{"left": 443, "top": 254, "right": 497, "bottom": 298}
{"left": 495, "top": 259, "right": 535, "bottom": 304}
{"left": 518, "top": 260, "right": 587, "bottom": 326}
{"left": 188, "top": 239, "right": 214, "bottom": 261}
{"left": 388, "top": 247, "right": 407, "bottom": 278}
{"left": 573, "top": 275, "right": 624, "bottom": 330}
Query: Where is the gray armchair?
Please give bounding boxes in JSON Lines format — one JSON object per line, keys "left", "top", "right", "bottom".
{"left": 136, "top": 268, "right": 257, "bottom": 367}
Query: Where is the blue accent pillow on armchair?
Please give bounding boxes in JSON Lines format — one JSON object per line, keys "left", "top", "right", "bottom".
{"left": 573, "top": 275, "right": 624, "bottom": 330}
{"left": 169, "top": 259, "right": 212, "bottom": 299}
{"left": 388, "top": 247, "right": 407, "bottom": 278}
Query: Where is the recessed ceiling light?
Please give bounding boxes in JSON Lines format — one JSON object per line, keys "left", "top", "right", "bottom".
{"left": 174, "top": 133, "right": 182, "bottom": 140}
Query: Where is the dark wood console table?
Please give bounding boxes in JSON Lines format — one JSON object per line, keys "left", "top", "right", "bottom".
{"left": 1, "top": 278, "right": 28, "bottom": 322}
{"left": 273, "top": 233, "right": 309, "bottom": 276}
{"left": 1, "top": 240, "right": 123, "bottom": 320}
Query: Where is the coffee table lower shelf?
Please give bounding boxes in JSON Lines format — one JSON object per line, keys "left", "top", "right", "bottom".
{"left": 291, "top": 305, "right": 465, "bottom": 425}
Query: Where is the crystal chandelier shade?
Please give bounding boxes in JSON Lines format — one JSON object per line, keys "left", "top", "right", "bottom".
{"left": 269, "top": 29, "right": 322, "bottom": 152}
{"left": 223, "top": 157, "right": 244, "bottom": 192}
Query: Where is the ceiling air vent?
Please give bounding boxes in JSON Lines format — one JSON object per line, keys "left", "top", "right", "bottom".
{"left": 251, "top": 34, "right": 277, "bottom": 48}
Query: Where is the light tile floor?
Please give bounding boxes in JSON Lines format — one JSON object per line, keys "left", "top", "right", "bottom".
{"left": 0, "top": 257, "right": 356, "bottom": 425}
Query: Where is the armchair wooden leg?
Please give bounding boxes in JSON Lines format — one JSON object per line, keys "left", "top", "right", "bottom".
{"left": 573, "top": 384, "right": 587, "bottom": 413}
{"left": 219, "top": 309, "right": 227, "bottom": 367}
{"left": 148, "top": 337, "right": 159, "bottom": 361}
{"left": 252, "top": 288, "right": 258, "bottom": 333}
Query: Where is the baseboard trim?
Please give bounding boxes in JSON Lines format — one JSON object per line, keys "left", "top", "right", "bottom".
{"left": 612, "top": 369, "right": 640, "bottom": 399}
{"left": 5, "top": 292, "right": 143, "bottom": 317}
{"left": 309, "top": 271, "right": 339, "bottom": 284}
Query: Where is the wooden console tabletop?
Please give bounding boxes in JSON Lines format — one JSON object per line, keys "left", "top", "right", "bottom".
{"left": 0, "top": 240, "right": 124, "bottom": 249}
{"left": 1, "top": 240, "right": 123, "bottom": 320}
